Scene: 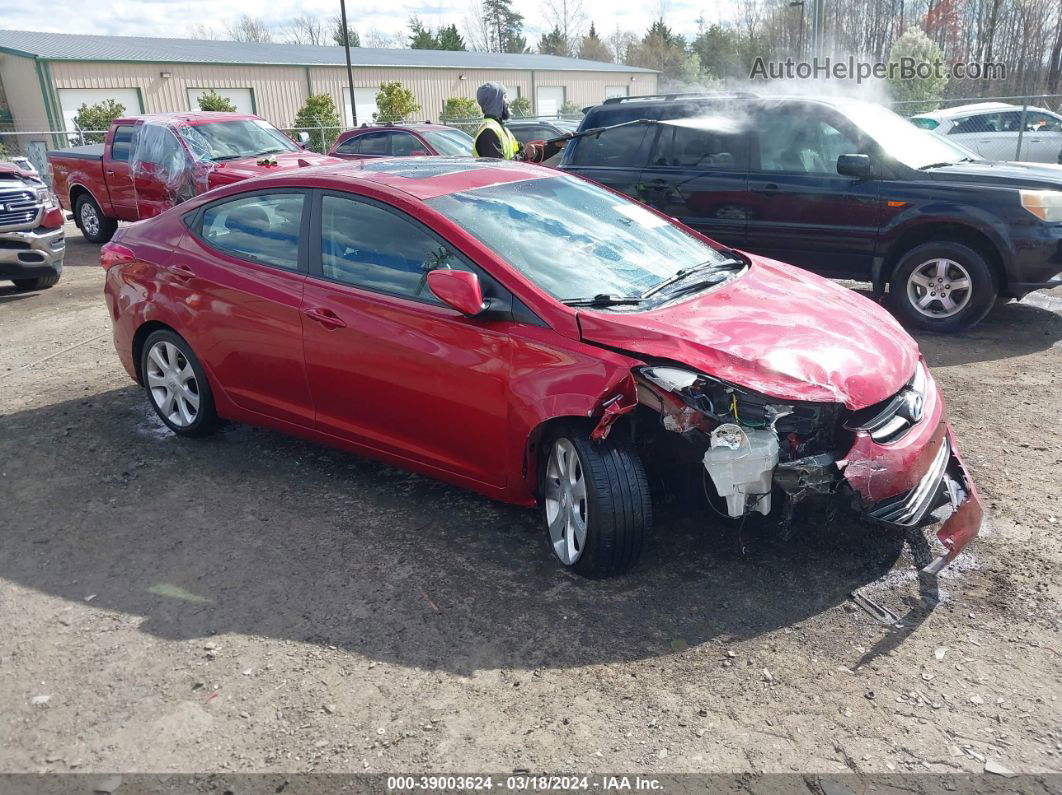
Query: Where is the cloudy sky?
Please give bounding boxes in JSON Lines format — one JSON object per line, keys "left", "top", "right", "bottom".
{"left": 0, "top": 0, "right": 736, "bottom": 46}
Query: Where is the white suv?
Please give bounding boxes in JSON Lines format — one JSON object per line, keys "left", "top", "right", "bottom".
{"left": 910, "top": 102, "right": 1062, "bottom": 163}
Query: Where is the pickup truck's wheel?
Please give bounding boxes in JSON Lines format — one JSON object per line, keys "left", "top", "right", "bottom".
{"left": 11, "top": 274, "right": 60, "bottom": 290}
{"left": 541, "top": 425, "right": 651, "bottom": 578}
{"left": 888, "top": 242, "right": 996, "bottom": 333}
{"left": 141, "top": 330, "right": 220, "bottom": 437}
{"left": 75, "top": 194, "right": 117, "bottom": 244}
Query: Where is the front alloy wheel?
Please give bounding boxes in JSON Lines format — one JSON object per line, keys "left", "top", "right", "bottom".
{"left": 140, "top": 329, "right": 219, "bottom": 437}
{"left": 905, "top": 258, "right": 972, "bottom": 319}
{"left": 540, "top": 426, "right": 652, "bottom": 578}
{"left": 889, "top": 241, "right": 996, "bottom": 333}
{"left": 544, "top": 438, "right": 589, "bottom": 565}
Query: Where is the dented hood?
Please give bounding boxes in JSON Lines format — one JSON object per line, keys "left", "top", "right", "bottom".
{"left": 577, "top": 257, "right": 919, "bottom": 410}
{"left": 206, "top": 150, "right": 340, "bottom": 186}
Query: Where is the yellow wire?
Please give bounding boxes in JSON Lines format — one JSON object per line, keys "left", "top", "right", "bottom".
{"left": 730, "top": 394, "right": 738, "bottom": 421}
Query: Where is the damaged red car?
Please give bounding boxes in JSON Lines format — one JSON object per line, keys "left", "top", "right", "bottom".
{"left": 101, "top": 158, "right": 982, "bottom": 579}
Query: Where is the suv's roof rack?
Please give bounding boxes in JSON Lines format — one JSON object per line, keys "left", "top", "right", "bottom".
{"left": 602, "top": 91, "right": 757, "bottom": 104}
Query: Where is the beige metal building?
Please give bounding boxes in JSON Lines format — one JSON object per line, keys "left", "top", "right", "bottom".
{"left": 0, "top": 29, "right": 656, "bottom": 168}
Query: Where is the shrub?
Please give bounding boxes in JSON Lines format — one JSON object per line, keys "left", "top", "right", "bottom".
{"left": 509, "top": 95, "right": 532, "bottom": 118}
{"left": 74, "top": 99, "right": 125, "bottom": 144}
{"left": 293, "top": 93, "right": 341, "bottom": 153}
{"left": 375, "top": 81, "right": 420, "bottom": 123}
{"left": 559, "top": 100, "right": 582, "bottom": 117}
{"left": 442, "top": 96, "right": 481, "bottom": 122}
{"left": 195, "top": 89, "right": 237, "bottom": 113}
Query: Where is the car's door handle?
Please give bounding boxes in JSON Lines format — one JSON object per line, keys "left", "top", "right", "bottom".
{"left": 169, "top": 263, "right": 196, "bottom": 280}
{"left": 754, "top": 183, "right": 780, "bottom": 195}
{"left": 303, "top": 307, "right": 346, "bottom": 329}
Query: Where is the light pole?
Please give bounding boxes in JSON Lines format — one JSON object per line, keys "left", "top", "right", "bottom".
{"left": 340, "top": 0, "right": 357, "bottom": 127}
{"left": 789, "top": 0, "right": 806, "bottom": 61}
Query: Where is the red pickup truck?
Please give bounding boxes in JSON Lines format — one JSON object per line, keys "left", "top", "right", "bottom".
{"left": 48, "top": 112, "right": 337, "bottom": 243}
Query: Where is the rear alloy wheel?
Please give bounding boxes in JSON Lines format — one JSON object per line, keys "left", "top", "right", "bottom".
{"left": 889, "top": 242, "right": 996, "bottom": 333}
{"left": 75, "top": 194, "right": 118, "bottom": 244}
{"left": 141, "top": 330, "right": 219, "bottom": 437}
{"left": 541, "top": 426, "right": 651, "bottom": 578}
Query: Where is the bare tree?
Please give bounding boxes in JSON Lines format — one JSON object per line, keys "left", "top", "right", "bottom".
{"left": 188, "top": 25, "right": 219, "bottom": 40}
{"left": 224, "top": 15, "right": 274, "bottom": 43}
{"left": 284, "top": 14, "right": 327, "bottom": 46}
{"left": 541, "top": 0, "right": 587, "bottom": 55}
{"left": 363, "top": 28, "right": 404, "bottom": 48}
{"left": 606, "top": 26, "right": 638, "bottom": 64}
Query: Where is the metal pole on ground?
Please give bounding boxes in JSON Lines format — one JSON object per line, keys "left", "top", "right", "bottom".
{"left": 1016, "top": 98, "right": 1028, "bottom": 160}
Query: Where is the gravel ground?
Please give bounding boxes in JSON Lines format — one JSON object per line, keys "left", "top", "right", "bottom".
{"left": 1, "top": 223, "right": 1060, "bottom": 776}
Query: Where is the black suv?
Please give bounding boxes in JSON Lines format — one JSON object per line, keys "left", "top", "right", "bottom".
{"left": 560, "top": 92, "right": 1062, "bottom": 332}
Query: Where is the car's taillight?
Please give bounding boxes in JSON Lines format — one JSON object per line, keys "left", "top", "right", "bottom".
{"left": 100, "top": 242, "right": 135, "bottom": 270}
{"left": 41, "top": 207, "right": 65, "bottom": 229}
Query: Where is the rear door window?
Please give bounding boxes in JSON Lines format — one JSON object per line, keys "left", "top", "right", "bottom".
{"left": 199, "top": 192, "right": 306, "bottom": 270}
{"left": 648, "top": 124, "right": 749, "bottom": 169}
{"left": 337, "top": 131, "right": 391, "bottom": 155}
{"left": 110, "top": 125, "right": 137, "bottom": 162}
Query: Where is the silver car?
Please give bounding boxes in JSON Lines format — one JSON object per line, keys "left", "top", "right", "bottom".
{"left": 911, "top": 102, "right": 1062, "bottom": 163}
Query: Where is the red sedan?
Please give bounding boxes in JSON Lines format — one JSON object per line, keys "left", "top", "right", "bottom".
{"left": 328, "top": 123, "right": 473, "bottom": 160}
{"left": 100, "top": 158, "right": 981, "bottom": 580}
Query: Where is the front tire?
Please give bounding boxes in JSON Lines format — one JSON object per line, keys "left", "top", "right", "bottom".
{"left": 888, "top": 242, "right": 996, "bottom": 333}
{"left": 11, "top": 274, "right": 60, "bottom": 290}
{"left": 75, "top": 194, "right": 118, "bottom": 244}
{"left": 541, "top": 425, "right": 652, "bottom": 578}
{"left": 140, "top": 330, "right": 220, "bottom": 437}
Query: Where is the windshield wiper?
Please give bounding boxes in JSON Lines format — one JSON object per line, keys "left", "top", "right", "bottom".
{"left": 642, "top": 257, "right": 743, "bottom": 299}
{"left": 562, "top": 294, "right": 646, "bottom": 307}
{"left": 251, "top": 148, "right": 287, "bottom": 157}
{"left": 917, "top": 161, "right": 958, "bottom": 170}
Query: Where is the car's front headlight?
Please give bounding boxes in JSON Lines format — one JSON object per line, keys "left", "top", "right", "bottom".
{"left": 1020, "top": 189, "right": 1062, "bottom": 222}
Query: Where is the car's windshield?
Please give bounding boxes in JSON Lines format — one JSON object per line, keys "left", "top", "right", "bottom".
{"left": 839, "top": 102, "right": 978, "bottom": 168}
{"left": 177, "top": 119, "right": 301, "bottom": 162}
{"left": 426, "top": 174, "right": 741, "bottom": 302}
{"left": 420, "top": 129, "right": 474, "bottom": 156}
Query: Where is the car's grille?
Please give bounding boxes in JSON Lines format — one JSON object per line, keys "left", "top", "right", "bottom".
{"left": 867, "top": 437, "right": 950, "bottom": 525}
{"left": 0, "top": 190, "right": 41, "bottom": 229}
{"left": 843, "top": 364, "right": 928, "bottom": 444}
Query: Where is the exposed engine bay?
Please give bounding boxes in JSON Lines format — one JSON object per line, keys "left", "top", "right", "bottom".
{"left": 588, "top": 358, "right": 982, "bottom": 609}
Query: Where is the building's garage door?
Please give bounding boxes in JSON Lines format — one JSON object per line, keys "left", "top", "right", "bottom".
{"left": 605, "top": 85, "right": 629, "bottom": 99}
{"left": 343, "top": 88, "right": 380, "bottom": 127}
{"left": 187, "top": 88, "right": 254, "bottom": 115}
{"left": 536, "top": 86, "right": 565, "bottom": 117}
{"left": 58, "top": 88, "right": 142, "bottom": 132}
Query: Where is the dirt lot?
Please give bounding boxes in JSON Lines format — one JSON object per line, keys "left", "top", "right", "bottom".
{"left": 1, "top": 223, "right": 1060, "bottom": 776}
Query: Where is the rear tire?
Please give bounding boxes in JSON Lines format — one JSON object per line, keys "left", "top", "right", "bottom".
{"left": 140, "top": 329, "right": 220, "bottom": 438}
{"left": 888, "top": 241, "right": 996, "bottom": 333}
{"left": 75, "top": 194, "right": 117, "bottom": 244}
{"left": 11, "top": 274, "right": 59, "bottom": 290}
{"left": 540, "top": 424, "right": 652, "bottom": 578}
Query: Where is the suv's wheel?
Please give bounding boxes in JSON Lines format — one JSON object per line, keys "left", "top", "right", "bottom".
{"left": 75, "top": 194, "right": 118, "bottom": 244}
{"left": 888, "top": 242, "right": 996, "bottom": 333}
{"left": 140, "top": 329, "right": 220, "bottom": 437}
{"left": 11, "top": 274, "right": 60, "bottom": 290}
{"left": 541, "top": 425, "right": 652, "bottom": 578}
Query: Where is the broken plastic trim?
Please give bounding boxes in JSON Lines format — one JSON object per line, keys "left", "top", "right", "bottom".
{"left": 843, "top": 361, "right": 928, "bottom": 444}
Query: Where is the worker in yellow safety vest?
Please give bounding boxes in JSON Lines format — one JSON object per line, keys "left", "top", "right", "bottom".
{"left": 473, "top": 83, "right": 541, "bottom": 161}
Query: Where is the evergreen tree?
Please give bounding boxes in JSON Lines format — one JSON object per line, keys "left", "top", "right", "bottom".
{"left": 436, "top": 24, "right": 466, "bottom": 51}
{"left": 408, "top": 16, "right": 437, "bottom": 49}
{"left": 538, "top": 26, "right": 568, "bottom": 55}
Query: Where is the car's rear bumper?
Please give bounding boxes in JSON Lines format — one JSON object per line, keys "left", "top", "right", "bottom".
{"left": 0, "top": 226, "right": 65, "bottom": 280}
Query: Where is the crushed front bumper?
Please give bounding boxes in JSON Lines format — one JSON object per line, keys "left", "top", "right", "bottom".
{"left": 841, "top": 367, "right": 982, "bottom": 572}
{"left": 0, "top": 226, "right": 65, "bottom": 281}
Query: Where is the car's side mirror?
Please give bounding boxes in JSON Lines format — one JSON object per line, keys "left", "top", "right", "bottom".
{"left": 837, "top": 153, "right": 872, "bottom": 179}
{"left": 427, "top": 269, "right": 486, "bottom": 316}
{"left": 296, "top": 131, "right": 310, "bottom": 147}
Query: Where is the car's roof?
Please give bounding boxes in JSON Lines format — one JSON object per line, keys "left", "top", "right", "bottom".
{"left": 341, "top": 123, "right": 462, "bottom": 134}
{"left": 118, "top": 111, "right": 262, "bottom": 126}
{"left": 266, "top": 157, "right": 553, "bottom": 201}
